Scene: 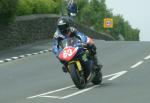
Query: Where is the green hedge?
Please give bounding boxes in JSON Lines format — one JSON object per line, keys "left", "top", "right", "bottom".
{"left": 16, "top": 0, "right": 60, "bottom": 16}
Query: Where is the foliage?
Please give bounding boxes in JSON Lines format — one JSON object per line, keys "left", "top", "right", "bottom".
{"left": 108, "top": 15, "right": 140, "bottom": 40}
{"left": 75, "top": 0, "right": 88, "bottom": 21}
{"left": 76, "top": 0, "right": 140, "bottom": 41}
{"left": 16, "top": 0, "right": 33, "bottom": 15}
{"left": 0, "top": 0, "right": 18, "bottom": 24}
{"left": 0, "top": 0, "right": 140, "bottom": 40}
{"left": 16, "top": 0, "right": 59, "bottom": 16}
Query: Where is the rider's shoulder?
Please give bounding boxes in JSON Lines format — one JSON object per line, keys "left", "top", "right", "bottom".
{"left": 70, "top": 27, "right": 77, "bottom": 32}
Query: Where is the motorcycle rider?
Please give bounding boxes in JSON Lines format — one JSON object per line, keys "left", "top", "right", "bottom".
{"left": 67, "top": 0, "right": 78, "bottom": 17}
{"left": 51, "top": 17, "right": 102, "bottom": 73}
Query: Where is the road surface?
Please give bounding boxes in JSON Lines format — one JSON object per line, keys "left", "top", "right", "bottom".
{"left": 0, "top": 40, "right": 150, "bottom": 103}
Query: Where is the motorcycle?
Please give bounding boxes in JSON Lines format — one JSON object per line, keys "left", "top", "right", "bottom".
{"left": 68, "top": 12, "right": 77, "bottom": 21}
{"left": 69, "top": 12, "right": 77, "bottom": 17}
{"left": 57, "top": 38, "right": 102, "bottom": 89}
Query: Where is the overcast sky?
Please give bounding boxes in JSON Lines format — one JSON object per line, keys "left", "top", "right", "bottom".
{"left": 106, "top": 0, "right": 150, "bottom": 41}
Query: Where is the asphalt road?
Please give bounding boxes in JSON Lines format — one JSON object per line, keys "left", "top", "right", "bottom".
{"left": 0, "top": 40, "right": 150, "bottom": 103}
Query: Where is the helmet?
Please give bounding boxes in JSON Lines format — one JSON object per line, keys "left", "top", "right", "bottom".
{"left": 57, "top": 17, "right": 70, "bottom": 35}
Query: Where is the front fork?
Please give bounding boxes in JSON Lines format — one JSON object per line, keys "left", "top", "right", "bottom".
{"left": 67, "top": 60, "right": 82, "bottom": 72}
{"left": 68, "top": 60, "right": 93, "bottom": 82}
{"left": 68, "top": 60, "right": 85, "bottom": 80}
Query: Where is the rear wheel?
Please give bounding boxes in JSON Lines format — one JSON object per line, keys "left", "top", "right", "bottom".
{"left": 92, "top": 71, "right": 102, "bottom": 85}
{"left": 69, "top": 63, "right": 86, "bottom": 89}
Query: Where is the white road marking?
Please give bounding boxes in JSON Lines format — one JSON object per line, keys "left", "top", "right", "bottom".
{"left": 59, "top": 71, "right": 127, "bottom": 99}
{"left": 0, "top": 49, "right": 51, "bottom": 64}
{"left": 130, "top": 61, "right": 143, "bottom": 69}
{"left": 103, "top": 71, "right": 127, "bottom": 81}
{"left": 144, "top": 55, "right": 150, "bottom": 60}
{"left": 43, "top": 50, "right": 49, "bottom": 52}
{"left": 27, "top": 85, "right": 74, "bottom": 99}
{"left": 19, "top": 55, "right": 25, "bottom": 58}
{"left": 11, "top": 57, "right": 19, "bottom": 59}
{"left": 39, "top": 51, "right": 44, "bottom": 54}
{"left": 26, "top": 54, "right": 32, "bottom": 56}
{"left": 0, "top": 60, "right": 4, "bottom": 63}
{"left": 27, "top": 71, "right": 127, "bottom": 99}
{"left": 32, "top": 53, "right": 38, "bottom": 55}
{"left": 60, "top": 85, "right": 99, "bottom": 99}
{"left": 5, "top": 59, "right": 12, "bottom": 61}
{"left": 40, "top": 95, "right": 61, "bottom": 99}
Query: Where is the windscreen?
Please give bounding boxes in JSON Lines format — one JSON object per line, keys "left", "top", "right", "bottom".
{"left": 61, "top": 37, "right": 80, "bottom": 49}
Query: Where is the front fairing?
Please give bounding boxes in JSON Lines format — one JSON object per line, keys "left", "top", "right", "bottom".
{"left": 58, "top": 38, "right": 86, "bottom": 62}
{"left": 58, "top": 46, "right": 78, "bottom": 62}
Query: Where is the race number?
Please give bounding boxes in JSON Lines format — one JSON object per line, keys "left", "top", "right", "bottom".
{"left": 63, "top": 48, "right": 73, "bottom": 58}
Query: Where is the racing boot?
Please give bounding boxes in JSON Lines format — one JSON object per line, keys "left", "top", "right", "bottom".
{"left": 93, "top": 55, "right": 103, "bottom": 73}
{"left": 62, "top": 65, "right": 68, "bottom": 73}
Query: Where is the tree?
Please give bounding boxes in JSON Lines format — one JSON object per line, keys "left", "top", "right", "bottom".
{"left": 111, "top": 15, "right": 125, "bottom": 40}
{"left": 0, "top": 0, "right": 18, "bottom": 24}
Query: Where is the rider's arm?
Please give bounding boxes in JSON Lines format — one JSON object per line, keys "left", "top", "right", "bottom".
{"left": 69, "top": 27, "right": 85, "bottom": 42}
{"left": 52, "top": 30, "right": 64, "bottom": 55}
{"left": 71, "top": 27, "right": 93, "bottom": 45}
{"left": 51, "top": 38, "right": 59, "bottom": 55}
{"left": 74, "top": 30, "right": 88, "bottom": 44}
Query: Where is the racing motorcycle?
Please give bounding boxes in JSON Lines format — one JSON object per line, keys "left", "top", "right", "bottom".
{"left": 69, "top": 12, "right": 77, "bottom": 17}
{"left": 57, "top": 38, "right": 102, "bottom": 89}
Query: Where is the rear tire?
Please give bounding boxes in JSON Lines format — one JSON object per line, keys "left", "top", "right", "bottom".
{"left": 69, "top": 63, "right": 86, "bottom": 89}
{"left": 92, "top": 71, "right": 102, "bottom": 85}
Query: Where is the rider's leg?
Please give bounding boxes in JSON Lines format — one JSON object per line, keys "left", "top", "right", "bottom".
{"left": 62, "top": 65, "right": 68, "bottom": 73}
{"left": 93, "top": 54, "right": 103, "bottom": 72}
{"left": 87, "top": 44, "right": 103, "bottom": 72}
{"left": 59, "top": 60, "right": 68, "bottom": 73}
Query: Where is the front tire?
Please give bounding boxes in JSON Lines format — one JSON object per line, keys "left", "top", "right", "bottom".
{"left": 69, "top": 63, "right": 86, "bottom": 89}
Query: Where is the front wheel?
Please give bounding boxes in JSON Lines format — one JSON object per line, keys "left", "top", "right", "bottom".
{"left": 69, "top": 63, "right": 86, "bottom": 89}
